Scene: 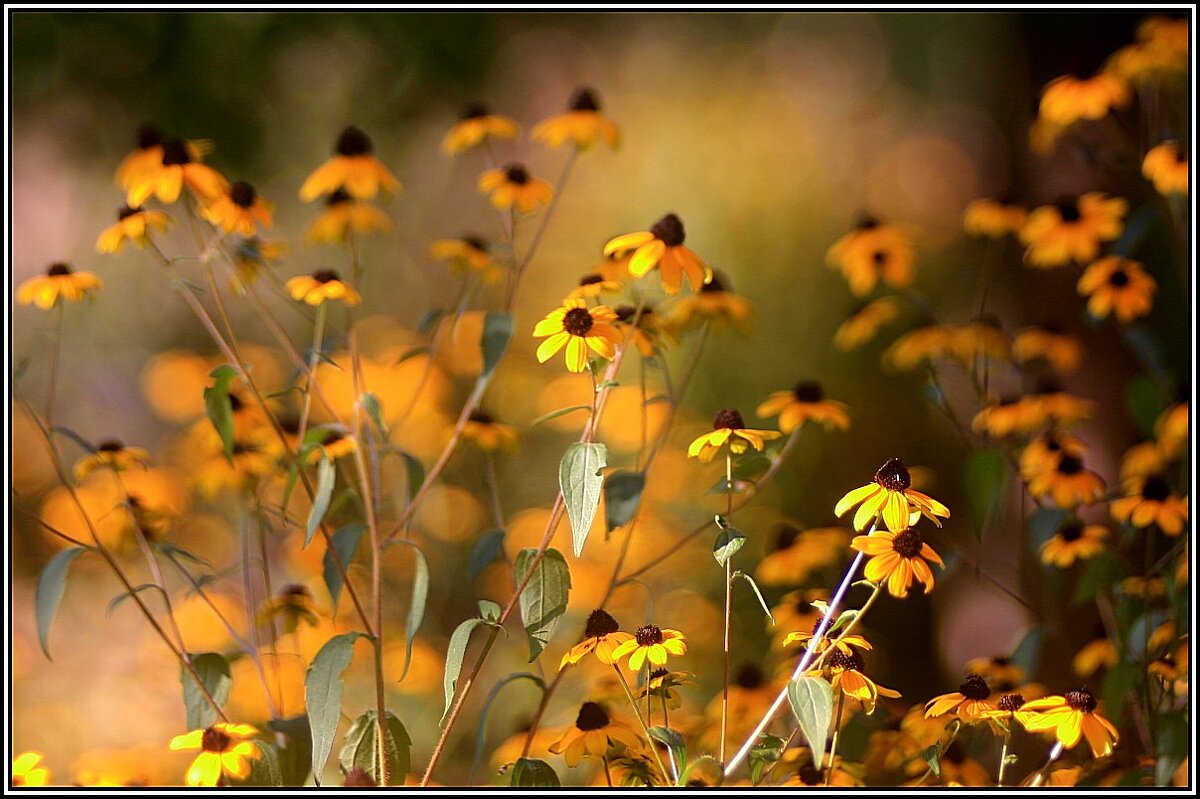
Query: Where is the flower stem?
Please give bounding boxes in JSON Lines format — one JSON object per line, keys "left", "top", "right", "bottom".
{"left": 296, "top": 300, "right": 328, "bottom": 448}
{"left": 612, "top": 665, "right": 672, "bottom": 785}
{"left": 46, "top": 300, "right": 64, "bottom": 432}
{"left": 720, "top": 453, "right": 734, "bottom": 765}
{"left": 602, "top": 755, "right": 614, "bottom": 787}
{"left": 997, "top": 729, "right": 1011, "bottom": 787}
{"left": 825, "top": 689, "right": 847, "bottom": 786}
{"left": 1026, "top": 741, "right": 1064, "bottom": 787}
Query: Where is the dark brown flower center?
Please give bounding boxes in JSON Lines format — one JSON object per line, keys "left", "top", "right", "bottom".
{"left": 1056, "top": 455, "right": 1083, "bottom": 475}
{"left": 201, "top": 726, "right": 232, "bottom": 753}
{"left": 228, "top": 393, "right": 245, "bottom": 413}
{"left": 469, "top": 410, "right": 494, "bottom": 425}
{"left": 97, "top": 439, "right": 126, "bottom": 452}
{"left": 1055, "top": 200, "right": 1082, "bottom": 222}
{"left": 335, "top": 126, "right": 373, "bottom": 156}
{"left": 321, "top": 431, "right": 346, "bottom": 447}
{"left": 282, "top": 583, "right": 310, "bottom": 599}
{"left": 503, "top": 164, "right": 529, "bottom": 185}
{"left": 1058, "top": 521, "right": 1084, "bottom": 542}
{"left": 891, "top": 530, "right": 924, "bottom": 559}
{"left": 827, "top": 649, "right": 863, "bottom": 672}
{"left": 47, "top": 262, "right": 73, "bottom": 276}
{"left": 700, "top": 272, "right": 728, "bottom": 293}
{"left": 461, "top": 102, "right": 490, "bottom": 120}
{"left": 771, "top": 523, "right": 801, "bottom": 552}
{"left": 958, "top": 674, "right": 990, "bottom": 700}
{"left": 136, "top": 124, "right": 164, "bottom": 150}
{"left": 463, "top": 235, "right": 488, "bottom": 252}
{"left": 578, "top": 273, "right": 604, "bottom": 286}
{"left": 735, "top": 664, "right": 764, "bottom": 689}
{"left": 615, "top": 304, "right": 637, "bottom": 322}
{"left": 635, "top": 625, "right": 664, "bottom": 646}
{"left": 570, "top": 87, "right": 601, "bottom": 112}
{"left": 1065, "top": 688, "right": 1097, "bottom": 713}
{"left": 874, "top": 457, "right": 911, "bottom": 491}
{"left": 562, "top": 307, "right": 595, "bottom": 336}
{"left": 872, "top": 249, "right": 889, "bottom": 266}
{"left": 997, "top": 693, "right": 1026, "bottom": 712}
{"left": 584, "top": 609, "right": 620, "bottom": 639}
{"left": 1043, "top": 434, "right": 1063, "bottom": 453}
{"left": 650, "top": 213, "right": 685, "bottom": 247}
{"left": 575, "top": 701, "right": 610, "bottom": 731}
{"left": 649, "top": 667, "right": 670, "bottom": 681}
{"left": 943, "top": 742, "right": 966, "bottom": 765}
{"left": 325, "top": 188, "right": 352, "bottom": 206}
{"left": 1108, "top": 268, "right": 1130, "bottom": 287}
{"left": 230, "top": 181, "right": 257, "bottom": 208}
{"left": 798, "top": 764, "right": 824, "bottom": 785}
{"left": 312, "top": 269, "right": 340, "bottom": 284}
{"left": 713, "top": 408, "right": 745, "bottom": 431}
{"left": 118, "top": 205, "right": 143, "bottom": 221}
{"left": 793, "top": 381, "right": 825, "bottom": 403}
{"left": 1141, "top": 476, "right": 1171, "bottom": 501}
{"left": 857, "top": 214, "right": 880, "bottom": 230}
{"left": 161, "top": 138, "right": 191, "bottom": 166}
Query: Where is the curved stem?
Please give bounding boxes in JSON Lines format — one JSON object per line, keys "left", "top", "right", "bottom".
{"left": 997, "top": 728, "right": 1011, "bottom": 787}
{"left": 824, "top": 689, "right": 846, "bottom": 786}
{"left": 612, "top": 665, "right": 671, "bottom": 785}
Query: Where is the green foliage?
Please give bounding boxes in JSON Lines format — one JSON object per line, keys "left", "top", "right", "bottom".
{"left": 35, "top": 546, "right": 90, "bottom": 659}
{"left": 733, "top": 571, "right": 774, "bottom": 624}
{"left": 713, "top": 527, "right": 746, "bottom": 567}
{"left": 339, "top": 710, "right": 412, "bottom": 787}
{"left": 468, "top": 529, "right": 506, "bottom": 581}
{"left": 649, "top": 726, "right": 686, "bottom": 778}
{"left": 510, "top": 757, "right": 560, "bottom": 787}
{"left": 748, "top": 734, "right": 786, "bottom": 785}
{"left": 603, "top": 469, "right": 645, "bottom": 533}
{"left": 514, "top": 548, "right": 571, "bottom": 661}
{"left": 202, "top": 364, "right": 239, "bottom": 459}
{"left": 442, "top": 617, "right": 498, "bottom": 722}
{"left": 478, "top": 311, "right": 513, "bottom": 383}
{"left": 788, "top": 674, "right": 833, "bottom": 763}
{"left": 530, "top": 404, "right": 592, "bottom": 427}
{"left": 306, "top": 631, "right": 366, "bottom": 784}
{"left": 181, "top": 652, "right": 231, "bottom": 731}
{"left": 394, "top": 541, "right": 429, "bottom": 682}
{"left": 304, "top": 455, "right": 336, "bottom": 548}
{"left": 963, "top": 447, "right": 1006, "bottom": 538}
{"left": 559, "top": 442, "right": 607, "bottom": 557}
{"left": 470, "top": 673, "right": 546, "bottom": 781}
{"left": 323, "top": 522, "right": 366, "bottom": 610}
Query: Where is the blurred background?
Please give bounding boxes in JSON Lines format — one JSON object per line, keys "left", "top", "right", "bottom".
{"left": 9, "top": 10, "right": 1187, "bottom": 786}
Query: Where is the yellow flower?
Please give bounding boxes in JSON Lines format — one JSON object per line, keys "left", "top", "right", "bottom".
{"left": 1119, "top": 441, "right": 1167, "bottom": 485}
{"left": 610, "top": 624, "right": 687, "bottom": 671}
{"left": 1012, "top": 326, "right": 1082, "bottom": 373}
{"left": 1078, "top": 256, "right": 1156, "bottom": 323}
{"left": 1028, "top": 454, "right": 1106, "bottom": 508}
{"left": 192, "top": 426, "right": 284, "bottom": 499}
{"left": 948, "top": 317, "right": 1011, "bottom": 365}
{"left": 1019, "top": 194, "right": 1127, "bottom": 268}
{"left": 1038, "top": 73, "right": 1130, "bottom": 127}
{"left": 285, "top": 269, "right": 361, "bottom": 306}
{"left": 559, "top": 609, "right": 635, "bottom": 670}
{"left": 114, "top": 125, "right": 210, "bottom": 191}
{"left": 532, "top": 299, "right": 621, "bottom": 373}
{"left": 299, "top": 126, "right": 400, "bottom": 202}
{"left": 73, "top": 439, "right": 151, "bottom": 483}
{"left": 429, "top": 235, "right": 501, "bottom": 283}
{"left": 1019, "top": 689, "right": 1119, "bottom": 758}
{"left": 442, "top": 103, "right": 519, "bottom": 154}
{"left": 835, "top": 457, "right": 949, "bottom": 533}
{"left": 756, "top": 527, "right": 848, "bottom": 588}
{"left": 1155, "top": 399, "right": 1188, "bottom": 459}
{"left": 96, "top": 205, "right": 172, "bottom": 253}
{"left": 756, "top": 380, "right": 850, "bottom": 434}
{"left": 964, "top": 656, "right": 1026, "bottom": 692}
{"left": 963, "top": 198, "right": 1027, "bottom": 238}
{"left": 230, "top": 236, "right": 286, "bottom": 291}
{"left": 925, "top": 675, "right": 997, "bottom": 723}
{"left": 567, "top": 273, "right": 623, "bottom": 300}
{"left": 1019, "top": 430, "right": 1088, "bottom": 483}
{"left": 126, "top": 137, "right": 229, "bottom": 206}
{"left": 549, "top": 702, "right": 641, "bottom": 767}
{"left": 851, "top": 527, "right": 945, "bottom": 598}
{"left": 531, "top": 87, "right": 620, "bottom": 151}
{"left": 782, "top": 625, "right": 871, "bottom": 658}
{"left": 169, "top": 723, "right": 260, "bottom": 787}
{"left": 17, "top": 262, "right": 102, "bottom": 309}
{"left": 306, "top": 429, "right": 358, "bottom": 463}
{"left": 613, "top": 304, "right": 667, "bottom": 358}
{"left": 882, "top": 324, "right": 956, "bottom": 371}
{"left": 12, "top": 751, "right": 50, "bottom": 787}
{"left": 202, "top": 181, "right": 273, "bottom": 236}
{"left": 1105, "top": 18, "right": 1188, "bottom": 83}
{"left": 1142, "top": 141, "right": 1189, "bottom": 195}
{"left": 834, "top": 297, "right": 902, "bottom": 351}
{"left": 826, "top": 217, "right": 915, "bottom": 297}
{"left": 257, "top": 584, "right": 319, "bottom": 634}
{"left": 1110, "top": 474, "right": 1188, "bottom": 535}
{"left": 477, "top": 163, "right": 554, "bottom": 213}
{"left": 604, "top": 213, "right": 712, "bottom": 295}
{"left": 461, "top": 410, "right": 520, "bottom": 453}
{"left": 1040, "top": 520, "right": 1109, "bottom": 568}
{"left": 663, "top": 272, "right": 754, "bottom": 334}
{"left": 305, "top": 189, "right": 392, "bottom": 245}
{"left": 687, "top": 408, "right": 783, "bottom": 463}
{"left": 979, "top": 692, "right": 1042, "bottom": 732}
{"left": 823, "top": 649, "right": 901, "bottom": 715}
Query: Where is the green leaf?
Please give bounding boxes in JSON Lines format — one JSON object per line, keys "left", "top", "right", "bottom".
{"left": 443, "top": 618, "right": 491, "bottom": 722}
{"left": 964, "top": 448, "right": 1006, "bottom": 539}
{"left": 155, "top": 541, "right": 211, "bottom": 568}
{"left": 649, "top": 726, "right": 686, "bottom": 777}
{"left": 1072, "top": 550, "right": 1124, "bottom": 605}
{"left": 35, "top": 546, "right": 89, "bottom": 659}
{"left": 922, "top": 743, "right": 942, "bottom": 778}
{"left": 361, "top": 392, "right": 388, "bottom": 438}
{"left": 748, "top": 733, "right": 786, "bottom": 786}
{"left": 182, "top": 652, "right": 232, "bottom": 730}
{"left": 530, "top": 404, "right": 592, "bottom": 427}
{"left": 394, "top": 346, "right": 429, "bottom": 366}
{"left": 470, "top": 672, "right": 546, "bottom": 782}
{"left": 479, "top": 311, "right": 513, "bottom": 383}
{"left": 1155, "top": 711, "right": 1189, "bottom": 786}
{"left": 788, "top": 674, "right": 833, "bottom": 763}
{"left": 323, "top": 522, "right": 366, "bottom": 611}
{"left": 604, "top": 470, "right": 645, "bottom": 533}
{"left": 239, "top": 740, "right": 284, "bottom": 787}
{"left": 680, "top": 754, "right": 723, "bottom": 787}
{"left": 394, "top": 542, "right": 429, "bottom": 682}
{"left": 733, "top": 571, "right": 774, "bottom": 624}
{"left": 1100, "top": 661, "right": 1141, "bottom": 726}
{"left": 105, "top": 583, "right": 157, "bottom": 617}
{"left": 713, "top": 528, "right": 746, "bottom": 567}
{"left": 339, "top": 710, "right": 412, "bottom": 787}
{"left": 267, "top": 715, "right": 313, "bottom": 788}
{"left": 417, "top": 308, "right": 446, "bottom": 336}
{"left": 401, "top": 452, "right": 424, "bottom": 503}
{"left": 1009, "top": 625, "right": 1044, "bottom": 678}
{"left": 468, "top": 530, "right": 506, "bottom": 581}
{"left": 304, "top": 455, "right": 336, "bottom": 548}
{"left": 202, "top": 364, "right": 239, "bottom": 459}
{"left": 734, "top": 453, "right": 772, "bottom": 482}
{"left": 510, "top": 758, "right": 560, "bottom": 788}
{"left": 306, "top": 631, "right": 365, "bottom": 784}
{"left": 478, "top": 600, "right": 502, "bottom": 623}
{"left": 559, "top": 442, "right": 607, "bottom": 557}
{"left": 514, "top": 548, "right": 571, "bottom": 661}
{"left": 1126, "top": 374, "right": 1167, "bottom": 438}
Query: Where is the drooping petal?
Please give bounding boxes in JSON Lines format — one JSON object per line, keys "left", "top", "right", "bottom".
{"left": 835, "top": 483, "right": 878, "bottom": 517}
{"left": 536, "top": 332, "right": 570, "bottom": 363}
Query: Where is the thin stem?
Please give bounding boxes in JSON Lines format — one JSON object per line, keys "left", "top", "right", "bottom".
{"left": 296, "top": 300, "right": 328, "bottom": 447}
{"left": 46, "top": 301, "right": 64, "bottom": 432}
{"left": 612, "top": 665, "right": 672, "bottom": 785}
{"left": 509, "top": 149, "right": 579, "bottom": 305}
{"left": 602, "top": 755, "right": 614, "bottom": 787}
{"left": 484, "top": 452, "right": 506, "bottom": 530}
{"left": 118, "top": 475, "right": 188, "bottom": 657}
{"left": 1025, "top": 741, "right": 1065, "bottom": 788}
{"left": 915, "top": 721, "right": 960, "bottom": 785}
{"left": 824, "top": 689, "right": 846, "bottom": 786}
{"left": 720, "top": 451, "right": 734, "bottom": 765}
{"left": 997, "top": 728, "right": 1011, "bottom": 787}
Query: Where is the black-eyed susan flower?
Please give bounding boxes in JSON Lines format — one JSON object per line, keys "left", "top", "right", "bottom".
{"left": 925, "top": 675, "right": 997, "bottom": 723}
{"left": 429, "top": 235, "right": 500, "bottom": 283}
{"left": 1142, "top": 142, "right": 1189, "bottom": 195}
{"left": 963, "top": 197, "right": 1028, "bottom": 238}
{"left": 1028, "top": 454, "right": 1105, "bottom": 508}
{"left": 756, "top": 527, "right": 848, "bottom": 588}
{"left": 613, "top": 304, "right": 666, "bottom": 358}
{"left": 780, "top": 749, "right": 862, "bottom": 788}
{"left": 604, "top": 213, "right": 712, "bottom": 296}
{"left": 1110, "top": 474, "right": 1188, "bottom": 535}
{"left": 1013, "top": 326, "right": 1082, "bottom": 374}
{"left": 567, "top": 273, "right": 622, "bottom": 300}
{"left": 1077, "top": 256, "right": 1156, "bottom": 323}
{"left": 17, "top": 262, "right": 102, "bottom": 309}
{"left": 230, "top": 236, "right": 285, "bottom": 290}
{"left": 1106, "top": 18, "right": 1188, "bottom": 84}
{"left": 193, "top": 427, "right": 283, "bottom": 499}
{"left": 441, "top": 103, "right": 519, "bottom": 155}
{"left": 96, "top": 205, "right": 172, "bottom": 253}
{"left": 257, "top": 584, "right": 319, "bottom": 634}
{"left": 687, "top": 408, "right": 782, "bottom": 463}
{"left": 560, "top": 609, "right": 634, "bottom": 669}
{"left": 1019, "top": 194, "right": 1127, "bottom": 268}
{"left": 835, "top": 458, "right": 950, "bottom": 533}
{"left": 638, "top": 668, "right": 695, "bottom": 711}
{"left": 532, "top": 299, "right": 621, "bottom": 373}
{"left": 11, "top": 751, "right": 50, "bottom": 787}
{"left": 478, "top": 163, "right": 553, "bottom": 213}
{"left": 531, "top": 87, "right": 620, "bottom": 151}
{"left": 756, "top": 380, "right": 850, "bottom": 434}
{"left": 823, "top": 648, "right": 900, "bottom": 715}
{"left": 115, "top": 125, "right": 210, "bottom": 192}
{"left": 126, "top": 137, "right": 229, "bottom": 206}
{"left": 306, "top": 429, "right": 358, "bottom": 463}
{"left": 826, "top": 217, "right": 915, "bottom": 297}
{"left": 305, "top": 189, "right": 392, "bottom": 245}
{"left": 550, "top": 702, "right": 641, "bottom": 767}
{"left": 1038, "top": 73, "right": 1130, "bottom": 127}
{"left": 782, "top": 620, "right": 871, "bottom": 657}
{"left": 169, "top": 723, "right": 260, "bottom": 787}
{"left": 73, "top": 439, "right": 151, "bottom": 482}
{"left": 948, "top": 317, "right": 1011, "bottom": 365}
{"left": 596, "top": 251, "right": 633, "bottom": 283}
{"left": 202, "top": 181, "right": 273, "bottom": 236}
{"left": 834, "top": 297, "right": 902, "bottom": 351}
{"left": 768, "top": 588, "right": 830, "bottom": 643}
{"left": 1019, "top": 688, "right": 1119, "bottom": 758}
{"left": 664, "top": 272, "right": 753, "bottom": 334}
{"left": 972, "top": 397, "right": 1045, "bottom": 439}
{"left": 285, "top": 269, "right": 361, "bottom": 307}
{"left": 882, "top": 323, "right": 956, "bottom": 371}
{"left": 1119, "top": 441, "right": 1168, "bottom": 484}
{"left": 852, "top": 527, "right": 945, "bottom": 598}
{"left": 462, "top": 410, "right": 520, "bottom": 453}
{"left": 965, "top": 656, "right": 1026, "bottom": 692}
{"left": 1019, "top": 430, "right": 1088, "bottom": 483}
{"left": 980, "top": 692, "right": 1041, "bottom": 731}
{"left": 610, "top": 624, "right": 687, "bottom": 671}
{"left": 299, "top": 126, "right": 400, "bottom": 202}
{"left": 1029, "top": 386, "right": 1094, "bottom": 429}
{"left": 1155, "top": 397, "right": 1188, "bottom": 459}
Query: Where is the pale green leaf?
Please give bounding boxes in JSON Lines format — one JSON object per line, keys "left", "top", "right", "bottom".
{"left": 559, "top": 442, "right": 607, "bottom": 557}
{"left": 36, "top": 546, "right": 89, "bottom": 659}
{"left": 788, "top": 674, "right": 833, "bottom": 763}
{"left": 510, "top": 758, "right": 560, "bottom": 787}
{"left": 323, "top": 522, "right": 366, "bottom": 611}
{"left": 202, "top": 364, "right": 239, "bottom": 459}
{"left": 468, "top": 530, "right": 506, "bottom": 581}
{"left": 182, "top": 652, "right": 232, "bottom": 731}
{"left": 604, "top": 470, "right": 644, "bottom": 533}
{"left": 306, "top": 631, "right": 365, "bottom": 784}
{"left": 479, "top": 311, "right": 513, "bottom": 383}
{"left": 339, "top": 710, "right": 411, "bottom": 786}
{"left": 304, "top": 456, "right": 336, "bottom": 548}
{"left": 514, "top": 548, "right": 571, "bottom": 661}
{"left": 713, "top": 528, "right": 746, "bottom": 567}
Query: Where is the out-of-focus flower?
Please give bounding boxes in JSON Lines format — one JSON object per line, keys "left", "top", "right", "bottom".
{"left": 1078, "top": 256, "right": 1156, "bottom": 323}
{"left": 1155, "top": 398, "right": 1188, "bottom": 459}
{"left": 169, "top": 723, "right": 260, "bottom": 787}
{"left": 96, "top": 205, "right": 172, "bottom": 253}
{"left": 883, "top": 323, "right": 955, "bottom": 370}
{"left": 613, "top": 304, "right": 666, "bottom": 358}
{"left": 549, "top": 702, "right": 641, "bottom": 767}
{"left": 834, "top": 297, "right": 902, "bottom": 350}
{"left": 687, "top": 408, "right": 782, "bottom": 463}
{"left": 638, "top": 667, "right": 694, "bottom": 711}
{"left": 852, "top": 527, "right": 944, "bottom": 598}
{"left": 461, "top": 411, "right": 519, "bottom": 453}
{"left": 1013, "top": 326, "right": 1082, "bottom": 373}
{"left": 1038, "top": 73, "right": 1129, "bottom": 127}
{"left": 663, "top": 271, "right": 753, "bottom": 334}
{"left": 1019, "top": 688, "right": 1119, "bottom": 758}
{"left": 604, "top": 213, "right": 712, "bottom": 296}
{"left": 567, "top": 273, "right": 623, "bottom": 300}
{"left": 835, "top": 458, "right": 949, "bottom": 533}
{"left": 965, "top": 656, "right": 1026, "bottom": 692}
{"left": 1119, "top": 441, "right": 1168, "bottom": 484}
{"left": 1020, "top": 430, "right": 1088, "bottom": 483}
{"left": 610, "top": 624, "right": 687, "bottom": 671}
{"left": 230, "top": 236, "right": 286, "bottom": 291}
{"left": 532, "top": 87, "right": 620, "bottom": 151}
{"left": 17, "top": 262, "right": 102, "bottom": 309}
{"left": 429, "top": 235, "right": 501, "bottom": 283}
{"left": 1106, "top": 17, "right": 1189, "bottom": 83}
{"left": 1110, "top": 474, "right": 1188, "bottom": 535}
{"left": 963, "top": 198, "right": 1027, "bottom": 238}
{"left": 257, "top": 584, "right": 320, "bottom": 634}
{"left": 12, "top": 752, "right": 50, "bottom": 787}
{"left": 925, "top": 674, "right": 996, "bottom": 724}
{"left": 126, "top": 137, "right": 229, "bottom": 206}
{"left": 1019, "top": 194, "right": 1127, "bottom": 268}
{"left": 478, "top": 163, "right": 553, "bottom": 213}
{"left": 949, "top": 317, "right": 1011, "bottom": 365}
{"left": 442, "top": 103, "right": 519, "bottom": 154}
{"left": 769, "top": 588, "right": 830, "bottom": 643}
{"left": 306, "top": 189, "right": 391, "bottom": 245}
{"left": 560, "top": 609, "right": 634, "bottom": 669}
{"left": 532, "top": 298, "right": 621, "bottom": 373}
{"left": 202, "top": 181, "right": 273, "bottom": 235}
{"left": 1142, "top": 142, "right": 1189, "bottom": 195}
{"left": 826, "top": 217, "right": 915, "bottom": 297}
{"left": 756, "top": 380, "right": 850, "bottom": 434}
{"left": 73, "top": 439, "right": 151, "bottom": 483}
{"left": 1073, "top": 638, "right": 1119, "bottom": 679}
{"left": 1028, "top": 454, "right": 1106, "bottom": 508}
{"left": 1040, "top": 519, "right": 1109, "bottom": 568}
{"left": 756, "top": 526, "right": 849, "bottom": 588}
{"left": 286, "top": 269, "right": 362, "bottom": 306}
{"left": 823, "top": 648, "right": 900, "bottom": 715}
{"left": 299, "top": 126, "right": 400, "bottom": 202}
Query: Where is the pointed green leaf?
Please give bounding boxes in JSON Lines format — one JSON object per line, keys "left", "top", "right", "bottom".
{"left": 713, "top": 528, "right": 746, "bottom": 567}
{"left": 1072, "top": 549, "right": 1124, "bottom": 605}
{"left": 788, "top": 674, "right": 833, "bottom": 763}
{"left": 922, "top": 743, "right": 942, "bottom": 778}
{"left": 649, "top": 726, "right": 686, "bottom": 777}
{"left": 306, "top": 631, "right": 365, "bottom": 784}
{"left": 35, "top": 546, "right": 89, "bottom": 659}
{"left": 733, "top": 571, "right": 774, "bottom": 624}
{"left": 514, "top": 548, "right": 571, "bottom": 661}
{"left": 604, "top": 470, "right": 645, "bottom": 533}
{"left": 323, "top": 522, "right": 366, "bottom": 610}
{"left": 1155, "top": 711, "right": 1189, "bottom": 786}
{"left": 267, "top": 715, "right": 313, "bottom": 787}
{"left": 361, "top": 391, "right": 388, "bottom": 438}
{"left": 401, "top": 452, "right": 424, "bottom": 503}
{"left": 239, "top": 740, "right": 283, "bottom": 786}
{"left": 468, "top": 530, "right": 506, "bottom": 581}
{"left": 443, "top": 618, "right": 490, "bottom": 722}
{"left": 479, "top": 311, "right": 513, "bottom": 382}
{"left": 530, "top": 404, "right": 592, "bottom": 427}
{"left": 559, "top": 442, "right": 607, "bottom": 557}
{"left": 304, "top": 455, "right": 336, "bottom": 548}
{"left": 510, "top": 757, "right": 560, "bottom": 787}
{"left": 395, "top": 542, "right": 429, "bottom": 682}
{"left": 470, "top": 672, "right": 546, "bottom": 781}
{"left": 964, "top": 448, "right": 1006, "bottom": 539}
{"left": 339, "top": 710, "right": 411, "bottom": 786}
{"left": 156, "top": 541, "right": 211, "bottom": 568}
{"left": 106, "top": 583, "right": 157, "bottom": 617}
{"left": 748, "top": 733, "right": 786, "bottom": 786}
{"left": 182, "top": 652, "right": 232, "bottom": 730}
{"left": 478, "top": 600, "right": 502, "bottom": 623}
{"left": 202, "top": 364, "right": 239, "bottom": 459}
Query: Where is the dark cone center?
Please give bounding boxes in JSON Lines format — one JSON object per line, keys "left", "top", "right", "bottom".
{"left": 713, "top": 408, "right": 745, "bottom": 431}
{"left": 827, "top": 649, "right": 863, "bottom": 672}
{"left": 230, "top": 181, "right": 257, "bottom": 208}
{"left": 997, "top": 693, "right": 1026, "bottom": 712}
{"left": 634, "top": 625, "right": 664, "bottom": 646}
{"left": 771, "top": 523, "right": 801, "bottom": 552}
{"left": 282, "top": 583, "right": 311, "bottom": 598}
{"left": 857, "top": 214, "right": 880, "bottom": 230}
{"left": 1065, "top": 688, "right": 1097, "bottom": 713}
{"left": 335, "top": 126, "right": 373, "bottom": 156}
{"left": 575, "top": 701, "right": 610, "bottom": 731}
{"left": 1108, "top": 269, "right": 1130, "bottom": 287}
{"left": 735, "top": 664, "right": 764, "bottom": 689}
{"left": 321, "top": 431, "right": 346, "bottom": 447}
{"left": 1142, "top": 476, "right": 1171, "bottom": 501}
{"left": 463, "top": 235, "right": 489, "bottom": 252}
{"left": 503, "top": 164, "right": 530, "bottom": 185}
{"left": 793, "top": 381, "right": 825, "bottom": 403}
{"left": 47, "top": 262, "right": 73, "bottom": 276}
{"left": 201, "top": 726, "right": 232, "bottom": 753}
{"left": 701, "top": 273, "right": 728, "bottom": 293}
{"left": 579, "top": 273, "right": 604, "bottom": 286}
{"left": 136, "top": 124, "right": 164, "bottom": 150}
{"left": 584, "top": 609, "right": 620, "bottom": 639}
{"left": 228, "top": 393, "right": 245, "bottom": 413}
{"left": 468, "top": 410, "right": 495, "bottom": 425}
{"left": 1055, "top": 200, "right": 1082, "bottom": 222}
{"left": 461, "top": 102, "right": 490, "bottom": 120}
{"left": 891, "top": 530, "right": 924, "bottom": 559}
{"left": 650, "top": 213, "right": 685, "bottom": 247}
{"left": 798, "top": 764, "right": 824, "bottom": 785}
{"left": 1056, "top": 455, "right": 1083, "bottom": 475}
{"left": 562, "top": 307, "right": 595, "bottom": 336}
{"left": 97, "top": 439, "right": 126, "bottom": 452}
{"left": 570, "top": 87, "right": 601, "bottom": 111}
{"left": 161, "top": 138, "right": 191, "bottom": 166}
{"left": 1058, "top": 521, "right": 1085, "bottom": 542}
{"left": 872, "top": 249, "right": 889, "bottom": 266}
{"left": 312, "top": 269, "right": 340, "bottom": 284}
{"left": 958, "top": 674, "right": 991, "bottom": 700}
{"left": 325, "top": 188, "right": 352, "bottom": 206}
{"left": 875, "top": 457, "right": 911, "bottom": 491}
{"left": 649, "top": 667, "right": 670, "bottom": 681}
{"left": 118, "top": 205, "right": 143, "bottom": 220}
